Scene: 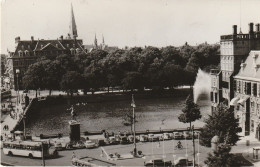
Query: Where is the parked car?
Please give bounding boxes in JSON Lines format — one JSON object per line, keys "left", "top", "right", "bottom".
{"left": 139, "top": 135, "right": 148, "bottom": 142}
{"left": 85, "top": 140, "right": 97, "bottom": 149}
{"left": 173, "top": 132, "right": 183, "bottom": 139}
{"left": 128, "top": 135, "right": 134, "bottom": 143}
{"left": 162, "top": 133, "right": 171, "bottom": 140}
{"left": 174, "top": 157, "right": 198, "bottom": 167}
{"left": 74, "top": 141, "right": 85, "bottom": 149}
{"left": 119, "top": 136, "right": 128, "bottom": 144}
{"left": 183, "top": 131, "right": 192, "bottom": 139}
{"left": 144, "top": 158, "right": 172, "bottom": 167}
{"left": 109, "top": 136, "right": 119, "bottom": 144}
{"left": 148, "top": 134, "right": 160, "bottom": 142}
{"left": 54, "top": 142, "right": 63, "bottom": 151}
{"left": 96, "top": 138, "right": 106, "bottom": 146}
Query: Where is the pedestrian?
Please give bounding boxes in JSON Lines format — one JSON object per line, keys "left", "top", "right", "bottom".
{"left": 100, "top": 150, "right": 104, "bottom": 157}
{"left": 72, "top": 152, "right": 76, "bottom": 159}
{"left": 157, "top": 140, "right": 161, "bottom": 148}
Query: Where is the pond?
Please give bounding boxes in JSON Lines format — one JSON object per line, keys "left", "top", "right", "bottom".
{"left": 26, "top": 95, "right": 211, "bottom": 136}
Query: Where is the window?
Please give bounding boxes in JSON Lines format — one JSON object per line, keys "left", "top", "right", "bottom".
{"left": 210, "top": 92, "right": 213, "bottom": 101}
{"left": 233, "top": 80, "right": 237, "bottom": 92}
{"left": 253, "top": 83, "right": 257, "bottom": 96}
{"left": 246, "top": 82, "right": 251, "bottom": 95}
{"left": 214, "top": 93, "right": 218, "bottom": 103}
{"left": 251, "top": 101, "right": 255, "bottom": 112}
{"left": 251, "top": 119, "right": 254, "bottom": 132}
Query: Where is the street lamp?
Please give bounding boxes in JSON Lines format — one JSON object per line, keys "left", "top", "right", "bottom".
{"left": 15, "top": 69, "right": 20, "bottom": 104}
{"left": 131, "top": 94, "right": 137, "bottom": 156}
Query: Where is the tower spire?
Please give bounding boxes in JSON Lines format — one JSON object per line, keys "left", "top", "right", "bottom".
{"left": 70, "top": 3, "right": 78, "bottom": 39}
{"left": 102, "top": 34, "right": 105, "bottom": 44}
{"left": 94, "top": 33, "right": 98, "bottom": 49}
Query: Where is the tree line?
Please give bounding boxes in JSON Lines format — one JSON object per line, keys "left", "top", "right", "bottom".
{"left": 23, "top": 43, "right": 219, "bottom": 95}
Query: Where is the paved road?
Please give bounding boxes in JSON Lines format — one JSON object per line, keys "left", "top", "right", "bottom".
{"left": 1, "top": 139, "right": 210, "bottom": 166}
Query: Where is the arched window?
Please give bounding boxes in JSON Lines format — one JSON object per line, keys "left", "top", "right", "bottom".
{"left": 70, "top": 48, "right": 75, "bottom": 55}
{"left": 18, "top": 50, "right": 23, "bottom": 57}
{"left": 25, "top": 50, "right": 29, "bottom": 56}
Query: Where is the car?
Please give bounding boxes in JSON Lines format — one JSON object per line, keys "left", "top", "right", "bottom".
{"left": 183, "top": 131, "right": 192, "bottom": 139}
{"left": 54, "top": 142, "right": 63, "bottom": 151}
{"left": 174, "top": 157, "right": 190, "bottom": 166}
{"left": 162, "top": 133, "right": 171, "bottom": 140}
{"left": 74, "top": 141, "right": 86, "bottom": 149}
{"left": 139, "top": 135, "right": 148, "bottom": 142}
{"left": 148, "top": 134, "right": 160, "bottom": 142}
{"left": 96, "top": 138, "right": 106, "bottom": 146}
{"left": 119, "top": 136, "right": 128, "bottom": 144}
{"left": 127, "top": 135, "right": 134, "bottom": 143}
{"left": 85, "top": 140, "right": 97, "bottom": 149}
{"left": 109, "top": 136, "right": 119, "bottom": 144}
{"left": 173, "top": 132, "right": 183, "bottom": 139}
{"left": 144, "top": 158, "right": 172, "bottom": 167}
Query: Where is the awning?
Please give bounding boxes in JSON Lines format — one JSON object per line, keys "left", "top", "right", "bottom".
{"left": 230, "top": 97, "right": 240, "bottom": 106}
{"left": 238, "top": 96, "right": 250, "bottom": 105}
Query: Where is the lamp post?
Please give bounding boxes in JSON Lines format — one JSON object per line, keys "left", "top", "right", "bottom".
{"left": 131, "top": 94, "right": 137, "bottom": 156}
{"left": 15, "top": 69, "right": 20, "bottom": 105}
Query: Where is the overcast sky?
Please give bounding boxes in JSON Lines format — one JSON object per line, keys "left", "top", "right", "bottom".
{"left": 1, "top": 0, "right": 260, "bottom": 54}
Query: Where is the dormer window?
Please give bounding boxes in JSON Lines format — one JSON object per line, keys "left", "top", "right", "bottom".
{"left": 70, "top": 48, "right": 75, "bottom": 55}
{"left": 25, "top": 50, "right": 29, "bottom": 56}
{"left": 76, "top": 48, "right": 81, "bottom": 54}
{"left": 253, "top": 54, "right": 259, "bottom": 59}
{"left": 240, "top": 63, "right": 246, "bottom": 69}
{"left": 18, "top": 50, "right": 23, "bottom": 57}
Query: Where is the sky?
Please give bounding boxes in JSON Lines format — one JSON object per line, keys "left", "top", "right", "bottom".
{"left": 1, "top": 0, "right": 260, "bottom": 54}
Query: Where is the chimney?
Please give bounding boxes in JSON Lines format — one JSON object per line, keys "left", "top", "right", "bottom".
{"left": 59, "top": 35, "right": 64, "bottom": 42}
{"left": 31, "top": 36, "right": 34, "bottom": 42}
{"left": 249, "top": 22, "right": 254, "bottom": 34}
{"left": 15, "top": 36, "right": 20, "bottom": 43}
{"left": 256, "top": 23, "right": 260, "bottom": 32}
{"left": 233, "top": 25, "right": 237, "bottom": 35}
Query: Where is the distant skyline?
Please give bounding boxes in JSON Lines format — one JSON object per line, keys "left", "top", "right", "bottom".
{"left": 1, "top": 0, "right": 260, "bottom": 54}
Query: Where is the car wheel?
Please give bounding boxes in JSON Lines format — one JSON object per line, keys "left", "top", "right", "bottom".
{"left": 29, "top": 153, "right": 33, "bottom": 159}
{"left": 8, "top": 151, "right": 13, "bottom": 156}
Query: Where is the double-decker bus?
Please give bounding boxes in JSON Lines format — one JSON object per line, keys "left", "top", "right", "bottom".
{"left": 3, "top": 140, "right": 57, "bottom": 158}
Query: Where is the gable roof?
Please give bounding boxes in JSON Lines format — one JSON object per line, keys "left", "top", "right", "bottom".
{"left": 234, "top": 50, "right": 260, "bottom": 81}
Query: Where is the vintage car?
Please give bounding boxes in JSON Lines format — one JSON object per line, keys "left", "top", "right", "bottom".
{"left": 109, "top": 136, "right": 119, "bottom": 145}
{"left": 173, "top": 132, "right": 183, "bottom": 139}
{"left": 148, "top": 134, "right": 160, "bottom": 142}
{"left": 139, "top": 135, "right": 148, "bottom": 142}
{"left": 162, "top": 133, "right": 171, "bottom": 140}
{"left": 183, "top": 131, "right": 192, "bottom": 139}
{"left": 85, "top": 140, "right": 97, "bottom": 149}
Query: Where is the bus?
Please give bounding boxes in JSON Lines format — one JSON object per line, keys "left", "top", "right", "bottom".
{"left": 2, "top": 140, "right": 57, "bottom": 158}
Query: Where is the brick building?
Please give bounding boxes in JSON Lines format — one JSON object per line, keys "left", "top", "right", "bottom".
{"left": 9, "top": 4, "right": 86, "bottom": 90}
{"left": 210, "top": 23, "right": 260, "bottom": 139}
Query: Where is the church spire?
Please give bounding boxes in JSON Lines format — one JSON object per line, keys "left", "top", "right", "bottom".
{"left": 102, "top": 34, "right": 105, "bottom": 44}
{"left": 94, "top": 33, "right": 98, "bottom": 49}
{"left": 70, "top": 3, "right": 78, "bottom": 39}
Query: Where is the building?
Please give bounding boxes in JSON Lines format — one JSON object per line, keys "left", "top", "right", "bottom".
{"left": 210, "top": 23, "right": 260, "bottom": 139}
{"left": 9, "top": 4, "right": 86, "bottom": 90}
{"left": 232, "top": 51, "right": 260, "bottom": 138}
{"left": 211, "top": 23, "right": 260, "bottom": 110}
{"left": 83, "top": 34, "right": 118, "bottom": 53}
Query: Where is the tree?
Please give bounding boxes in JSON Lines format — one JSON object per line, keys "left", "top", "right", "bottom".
{"left": 204, "top": 144, "right": 236, "bottom": 167}
{"left": 178, "top": 94, "right": 202, "bottom": 129}
{"left": 23, "top": 61, "right": 46, "bottom": 97}
{"left": 200, "top": 103, "right": 242, "bottom": 147}
{"left": 122, "top": 72, "right": 144, "bottom": 92}
{"left": 60, "top": 71, "right": 83, "bottom": 96}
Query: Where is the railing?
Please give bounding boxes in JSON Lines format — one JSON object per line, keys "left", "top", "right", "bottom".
{"left": 220, "top": 32, "right": 260, "bottom": 40}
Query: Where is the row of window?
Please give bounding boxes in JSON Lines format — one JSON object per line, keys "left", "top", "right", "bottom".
{"left": 234, "top": 80, "right": 260, "bottom": 97}
{"left": 13, "top": 60, "right": 35, "bottom": 67}
{"left": 3, "top": 144, "right": 42, "bottom": 151}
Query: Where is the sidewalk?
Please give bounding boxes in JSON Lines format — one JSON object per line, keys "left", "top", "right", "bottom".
{"left": 231, "top": 134, "right": 260, "bottom": 166}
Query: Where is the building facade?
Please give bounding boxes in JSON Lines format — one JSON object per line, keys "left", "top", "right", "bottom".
{"left": 210, "top": 23, "right": 260, "bottom": 139}
{"left": 232, "top": 51, "right": 260, "bottom": 138}
{"left": 9, "top": 4, "right": 86, "bottom": 90}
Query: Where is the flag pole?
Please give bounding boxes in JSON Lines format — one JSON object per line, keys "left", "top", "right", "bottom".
{"left": 131, "top": 94, "right": 137, "bottom": 156}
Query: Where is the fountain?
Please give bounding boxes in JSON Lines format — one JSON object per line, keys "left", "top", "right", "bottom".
{"left": 193, "top": 69, "right": 211, "bottom": 103}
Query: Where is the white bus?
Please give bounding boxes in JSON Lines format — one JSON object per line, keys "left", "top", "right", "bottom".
{"left": 3, "top": 140, "right": 56, "bottom": 158}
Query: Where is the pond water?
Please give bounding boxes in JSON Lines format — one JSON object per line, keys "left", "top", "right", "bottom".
{"left": 26, "top": 95, "right": 211, "bottom": 136}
